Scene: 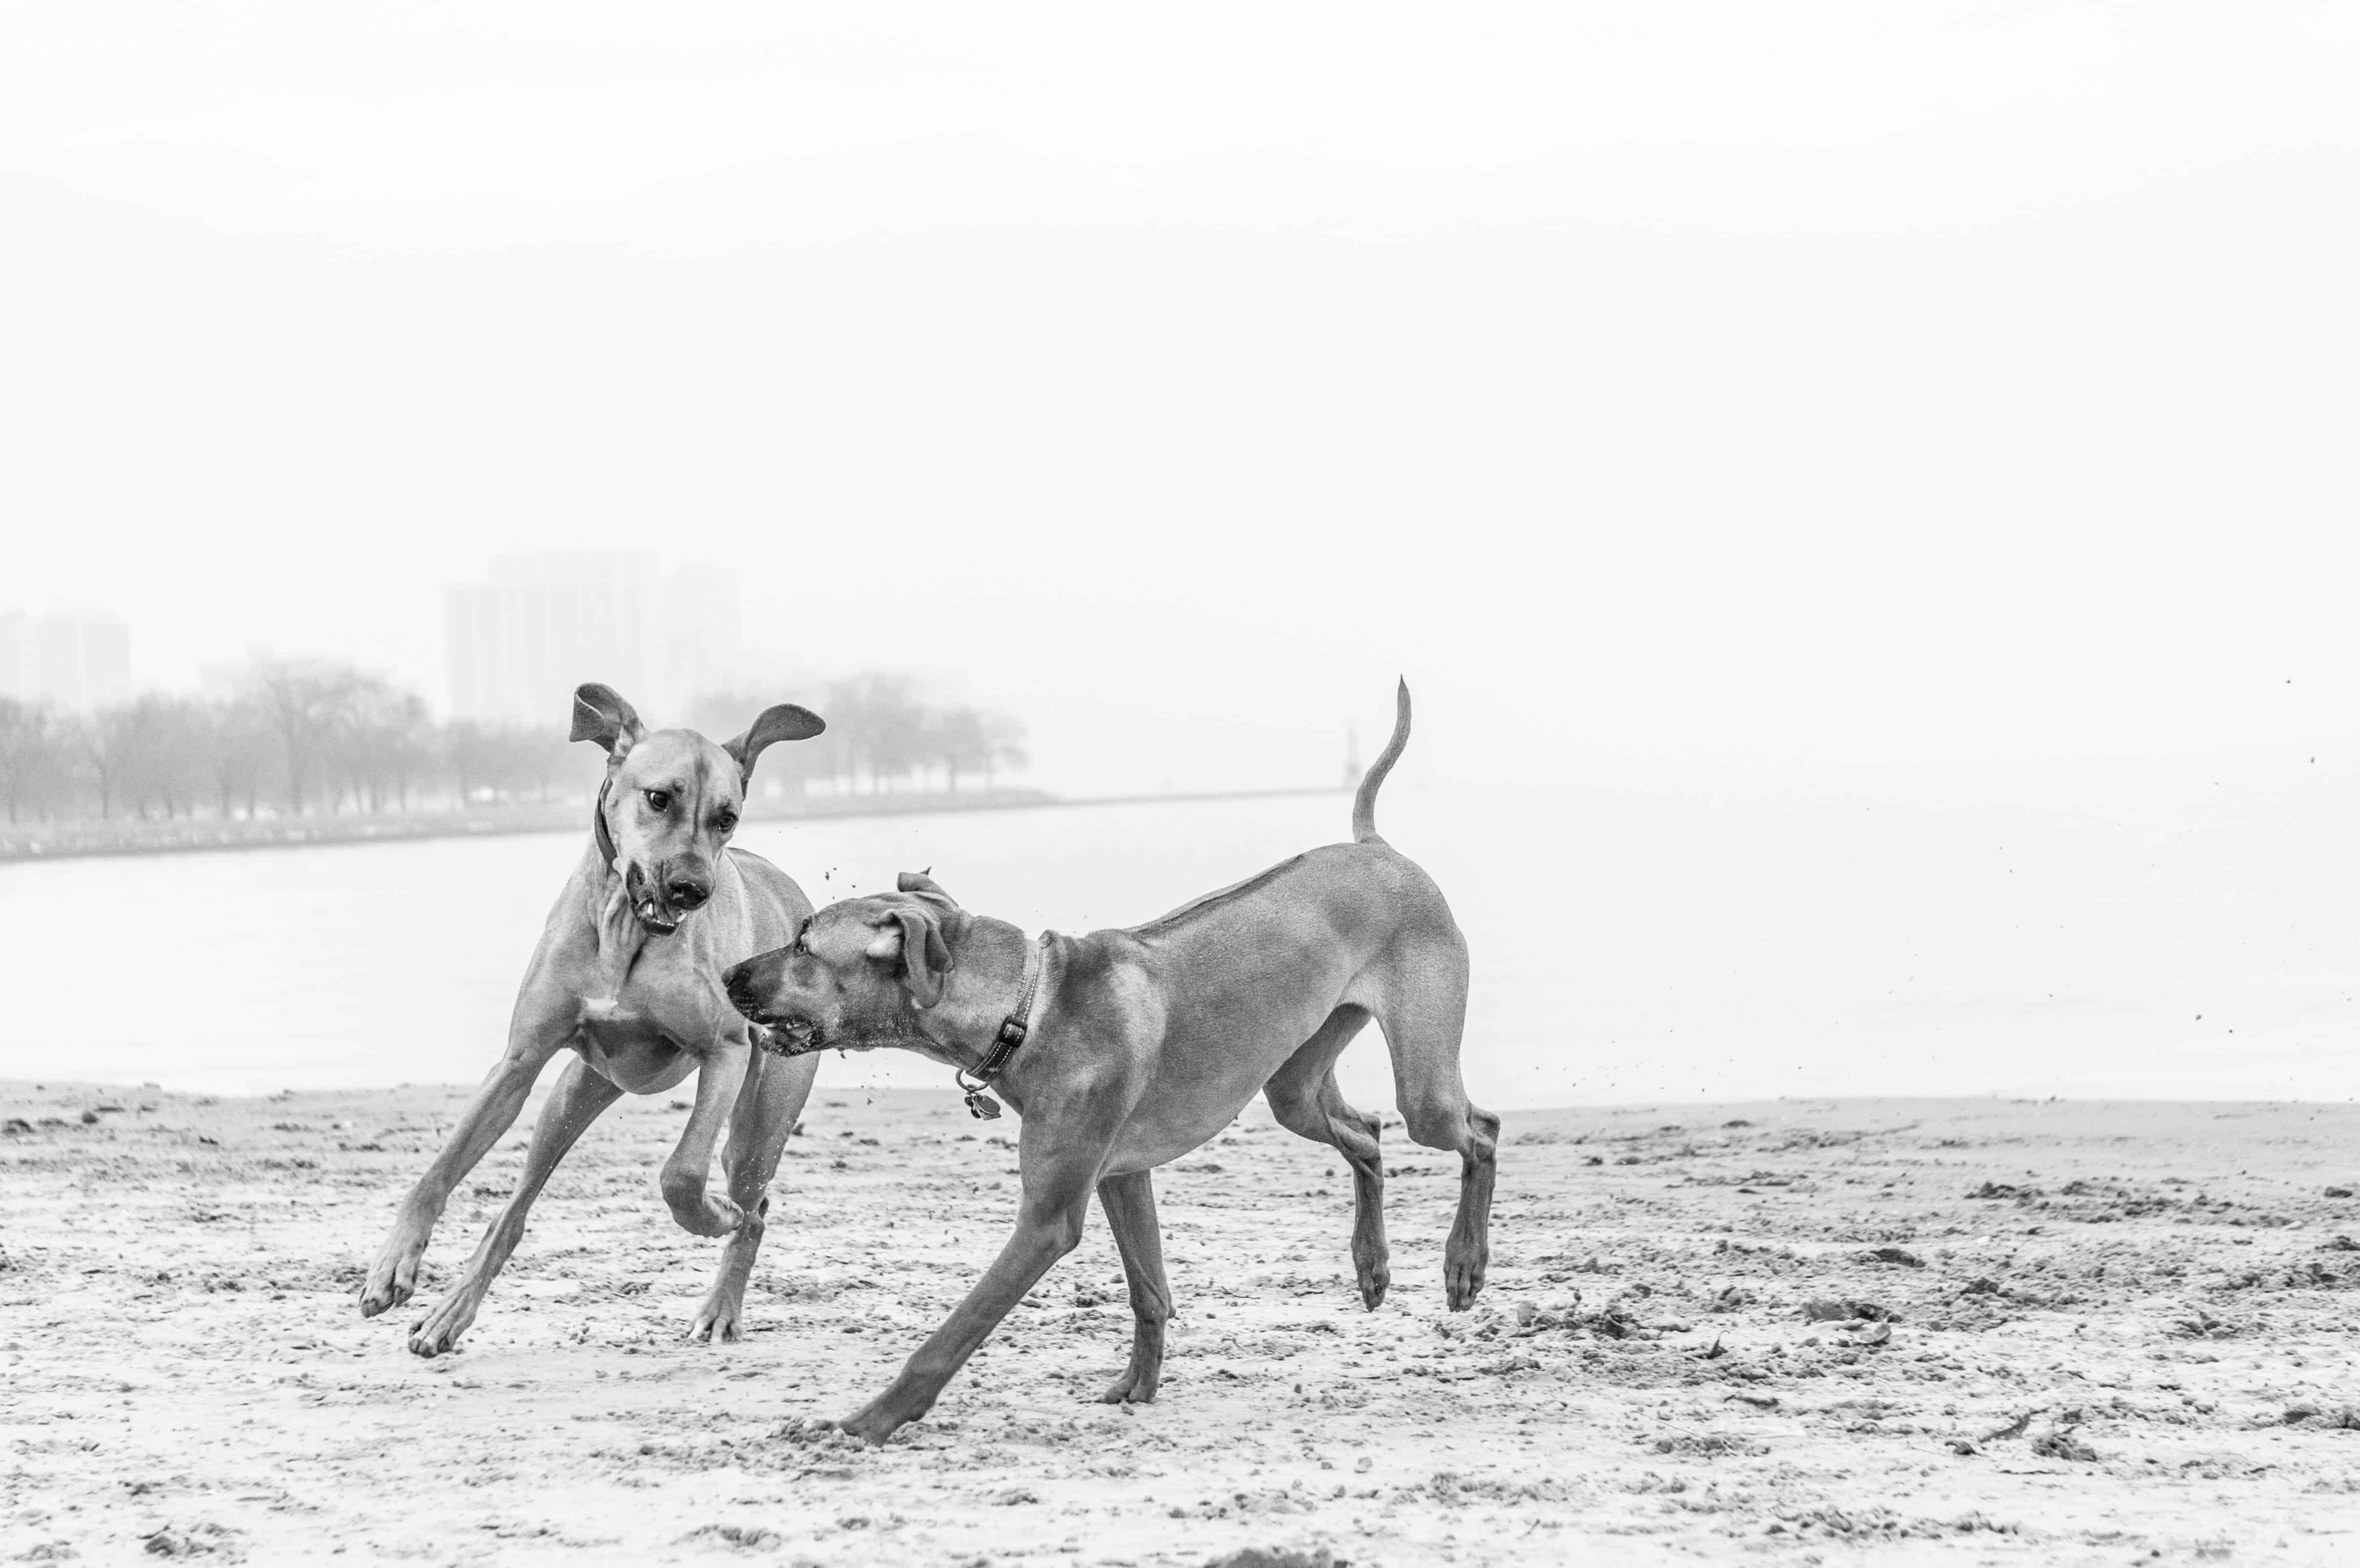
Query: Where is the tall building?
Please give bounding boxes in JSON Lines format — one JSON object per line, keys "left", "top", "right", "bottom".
{"left": 662, "top": 561, "right": 743, "bottom": 712}
{"left": 443, "top": 552, "right": 741, "bottom": 725}
{"left": 0, "top": 609, "right": 131, "bottom": 711}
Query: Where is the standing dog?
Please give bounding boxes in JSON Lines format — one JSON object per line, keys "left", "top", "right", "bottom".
{"left": 359, "top": 683, "right": 826, "bottom": 1356}
{"left": 723, "top": 682, "right": 1494, "bottom": 1444}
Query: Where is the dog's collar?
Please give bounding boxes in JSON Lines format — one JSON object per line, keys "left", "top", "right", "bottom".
{"left": 592, "top": 777, "right": 619, "bottom": 873}
{"left": 955, "top": 934, "right": 1049, "bottom": 1121}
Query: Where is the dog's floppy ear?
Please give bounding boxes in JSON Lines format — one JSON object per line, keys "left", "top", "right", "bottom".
{"left": 570, "top": 683, "right": 644, "bottom": 760}
{"left": 724, "top": 704, "right": 826, "bottom": 784}
{"left": 896, "top": 870, "right": 959, "bottom": 906}
{"left": 863, "top": 904, "right": 956, "bottom": 1008}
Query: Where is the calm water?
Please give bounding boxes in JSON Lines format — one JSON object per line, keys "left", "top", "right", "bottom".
{"left": 2, "top": 781, "right": 2354, "bottom": 1106}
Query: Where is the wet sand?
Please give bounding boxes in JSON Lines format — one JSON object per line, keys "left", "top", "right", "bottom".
{"left": 4, "top": 1081, "right": 2358, "bottom": 1565}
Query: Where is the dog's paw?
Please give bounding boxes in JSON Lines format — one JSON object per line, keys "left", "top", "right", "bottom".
{"left": 666, "top": 1192, "right": 746, "bottom": 1239}
{"left": 1444, "top": 1255, "right": 1487, "bottom": 1312}
{"left": 776, "top": 1414, "right": 853, "bottom": 1444}
{"left": 358, "top": 1234, "right": 427, "bottom": 1318}
{"left": 407, "top": 1294, "right": 477, "bottom": 1357}
{"left": 1352, "top": 1243, "right": 1391, "bottom": 1311}
{"left": 688, "top": 1296, "right": 746, "bottom": 1345}
{"left": 836, "top": 1402, "right": 914, "bottom": 1447}
{"left": 1099, "top": 1373, "right": 1160, "bottom": 1406}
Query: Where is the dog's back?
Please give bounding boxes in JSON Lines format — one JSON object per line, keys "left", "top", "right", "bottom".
{"left": 1124, "top": 676, "right": 1456, "bottom": 976}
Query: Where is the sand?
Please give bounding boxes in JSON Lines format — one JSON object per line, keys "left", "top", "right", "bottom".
{"left": 4, "top": 1080, "right": 2358, "bottom": 1566}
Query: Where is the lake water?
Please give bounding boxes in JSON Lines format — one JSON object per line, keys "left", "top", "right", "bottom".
{"left": 2, "top": 780, "right": 2354, "bottom": 1106}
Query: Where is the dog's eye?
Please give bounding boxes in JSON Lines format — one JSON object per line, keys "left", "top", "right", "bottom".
{"left": 712, "top": 812, "right": 738, "bottom": 835}
{"left": 643, "top": 789, "right": 672, "bottom": 813}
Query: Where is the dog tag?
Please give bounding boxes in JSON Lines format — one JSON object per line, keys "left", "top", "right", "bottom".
{"left": 964, "top": 1088, "right": 1003, "bottom": 1120}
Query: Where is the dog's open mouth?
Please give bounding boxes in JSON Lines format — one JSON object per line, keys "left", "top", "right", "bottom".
{"left": 753, "top": 1018, "right": 822, "bottom": 1057}
{"left": 633, "top": 899, "right": 683, "bottom": 935}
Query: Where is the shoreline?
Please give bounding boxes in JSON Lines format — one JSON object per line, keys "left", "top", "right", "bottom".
{"left": 0, "top": 784, "right": 1349, "bottom": 865}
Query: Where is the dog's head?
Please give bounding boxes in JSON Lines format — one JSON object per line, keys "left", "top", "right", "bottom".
{"left": 723, "top": 872, "right": 970, "bottom": 1052}
{"left": 572, "top": 683, "right": 825, "bottom": 936}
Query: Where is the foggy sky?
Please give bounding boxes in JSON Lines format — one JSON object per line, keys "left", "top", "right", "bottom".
{"left": 4, "top": 3, "right": 2356, "bottom": 801}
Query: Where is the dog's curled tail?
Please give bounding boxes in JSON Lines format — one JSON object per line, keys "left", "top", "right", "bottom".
{"left": 1351, "top": 679, "right": 1412, "bottom": 845}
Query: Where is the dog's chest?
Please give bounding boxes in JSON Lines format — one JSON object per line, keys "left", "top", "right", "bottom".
{"left": 569, "top": 1004, "right": 699, "bottom": 1092}
{"left": 571, "top": 950, "right": 726, "bottom": 1090}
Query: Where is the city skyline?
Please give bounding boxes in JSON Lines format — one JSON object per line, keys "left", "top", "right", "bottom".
{"left": 0, "top": 608, "right": 130, "bottom": 713}
{"left": 2, "top": 550, "right": 746, "bottom": 726}
{"left": 444, "top": 550, "right": 742, "bottom": 726}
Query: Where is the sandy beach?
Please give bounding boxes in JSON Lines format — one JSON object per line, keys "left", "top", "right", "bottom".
{"left": 4, "top": 1080, "right": 2357, "bottom": 1565}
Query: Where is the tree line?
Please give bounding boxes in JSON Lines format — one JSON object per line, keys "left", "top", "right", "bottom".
{"left": 0, "top": 662, "right": 1027, "bottom": 825}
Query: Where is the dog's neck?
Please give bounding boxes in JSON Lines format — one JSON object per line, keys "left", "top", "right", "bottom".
{"left": 906, "top": 919, "right": 1048, "bottom": 1076}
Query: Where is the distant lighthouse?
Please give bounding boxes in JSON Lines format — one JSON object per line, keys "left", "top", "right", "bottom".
{"left": 1342, "top": 724, "right": 1363, "bottom": 789}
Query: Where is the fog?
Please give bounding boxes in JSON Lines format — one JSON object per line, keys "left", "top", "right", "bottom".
{"left": 4, "top": 3, "right": 2356, "bottom": 806}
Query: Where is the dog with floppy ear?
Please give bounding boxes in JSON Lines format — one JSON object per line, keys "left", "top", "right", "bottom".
{"left": 866, "top": 873, "right": 965, "bottom": 1008}
{"left": 360, "top": 682, "right": 829, "bottom": 1357}
{"left": 725, "top": 682, "right": 1496, "bottom": 1446}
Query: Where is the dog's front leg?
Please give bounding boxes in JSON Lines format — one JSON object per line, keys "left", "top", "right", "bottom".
{"left": 1095, "top": 1169, "right": 1173, "bottom": 1404}
{"left": 837, "top": 1139, "right": 1108, "bottom": 1445}
{"left": 691, "top": 1045, "right": 820, "bottom": 1343}
{"left": 661, "top": 1028, "right": 753, "bottom": 1237}
{"left": 360, "top": 998, "right": 569, "bottom": 1318}
{"left": 407, "top": 1056, "right": 623, "bottom": 1355}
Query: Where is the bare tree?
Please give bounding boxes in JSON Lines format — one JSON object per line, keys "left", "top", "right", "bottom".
{"left": 925, "top": 706, "right": 988, "bottom": 792}
{"left": 7, "top": 666, "right": 1026, "bottom": 827}
{"left": 840, "top": 674, "right": 929, "bottom": 792}
{"left": 72, "top": 706, "right": 141, "bottom": 819}
{"left": 337, "top": 678, "right": 433, "bottom": 813}
{"left": 983, "top": 711, "right": 1029, "bottom": 788}
{"left": 443, "top": 721, "right": 501, "bottom": 804}
{"left": 202, "top": 699, "right": 275, "bottom": 819}
{"left": 117, "top": 694, "right": 211, "bottom": 819}
{"left": 253, "top": 660, "right": 361, "bottom": 814}
{"left": 0, "top": 697, "right": 57, "bottom": 824}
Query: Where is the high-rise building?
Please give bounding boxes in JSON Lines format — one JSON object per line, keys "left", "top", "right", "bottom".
{"left": 0, "top": 609, "right": 132, "bottom": 711}
{"left": 442, "top": 552, "right": 741, "bottom": 725}
{"left": 662, "top": 561, "right": 743, "bottom": 714}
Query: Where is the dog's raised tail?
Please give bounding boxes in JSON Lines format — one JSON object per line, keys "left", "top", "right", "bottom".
{"left": 1351, "top": 679, "right": 1412, "bottom": 845}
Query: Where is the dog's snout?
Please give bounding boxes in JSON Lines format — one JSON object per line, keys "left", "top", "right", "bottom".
{"left": 723, "top": 956, "right": 771, "bottom": 1016}
{"left": 667, "top": 877, "right": 711, "bottom": 911}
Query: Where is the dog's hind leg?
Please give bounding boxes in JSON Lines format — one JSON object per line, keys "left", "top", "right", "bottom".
{"left": 691, "top": 1046, "right": 820, "bottom": 1344}
{"left": 1264, "top": 1005, "right": 1392, "bottom": 1309}
{"left": 1377, "top": 942, "right": 1498, "bottom": 1311}
{"left": 408, "top": 1056, "right": 622, "bottom": 1357}
{"left": 1095, "top": 1169, "right": 1173, "bottom": 1403}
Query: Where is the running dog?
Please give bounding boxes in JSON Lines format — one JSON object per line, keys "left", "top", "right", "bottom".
{"left": 359, "top": 683, "right": 826, "bottom": 1355}
{"left": 723, "top": 682, "right": 1494, "bottom": 1443}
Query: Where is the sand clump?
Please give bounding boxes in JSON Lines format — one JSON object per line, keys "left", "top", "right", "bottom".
{"left": 4, "top": 1084, "right": 2359, "bottom": 1564}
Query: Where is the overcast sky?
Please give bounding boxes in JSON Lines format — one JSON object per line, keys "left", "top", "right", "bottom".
{"left": 3, "top": 3, "right": 2355, "bottom": 799}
